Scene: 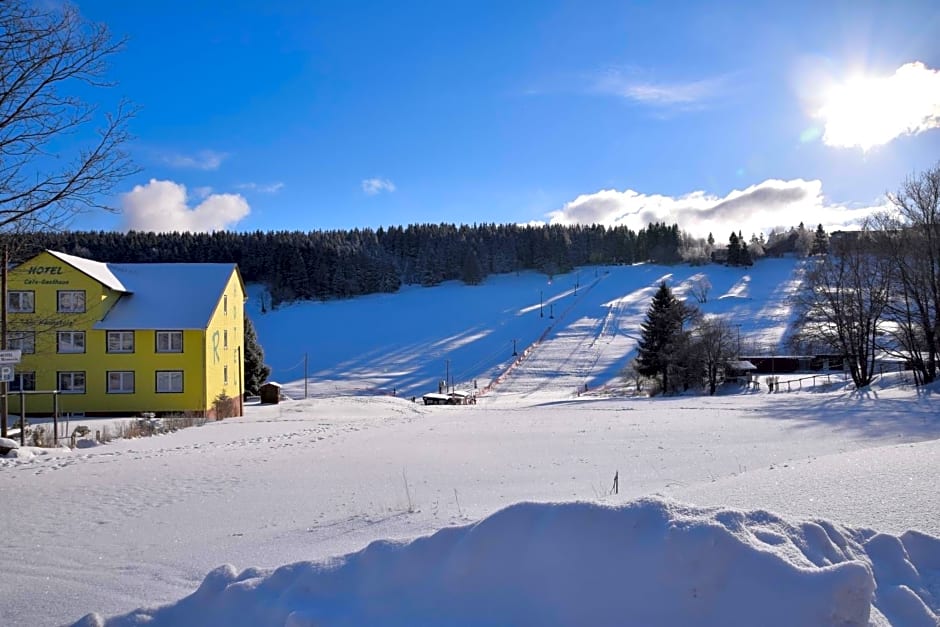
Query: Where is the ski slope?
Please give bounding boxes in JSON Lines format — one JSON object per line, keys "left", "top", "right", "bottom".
{"left": 254, "top": 258, "right": 806, "bottom": 401}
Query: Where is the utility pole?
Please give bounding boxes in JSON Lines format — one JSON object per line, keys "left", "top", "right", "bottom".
{"left": 304, "top": 352, "right": 308, "bottom": 399}
{"left": 445, "top": 359, "right": 450, "bottom": 394}
{"left": 512, "top": 339, "right": 518, "bottom": 356}
{"left": 540, "top": 290, "right": 543, "bottom": 318}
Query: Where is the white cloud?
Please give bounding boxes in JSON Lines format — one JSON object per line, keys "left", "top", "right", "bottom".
{"left": 236, "top": 182, "right": 285, "bottom": 193}
{"left": 362, "top": 178, "right": 396, "bottom": 195}
{"left": 594, "top": 69, "right": 727, "bottom": 109}
{"left": 121, "top": 179, "right": 250, "bottom": 233}
{"left": 548, "top": 179, "right": 885, "bottom": 237}
{"left": 163, "top": 150, "right": 228, "bottom": 171}
{"left": 818, "top": 62, "right": 940, "bottom": 149}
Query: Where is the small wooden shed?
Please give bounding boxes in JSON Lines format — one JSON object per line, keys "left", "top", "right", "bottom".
{"left": 259, "top": 381, "right": 282, "bottom": 405}
{"left": 725, "top": 360, "right": 757, "bottom": 383}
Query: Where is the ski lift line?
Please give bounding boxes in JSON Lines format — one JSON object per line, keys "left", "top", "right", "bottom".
{"left": 448, "top": 277, "right": 608, "bottom": 385}
{"left": 451, "top": 339, "right": 523, "bottom": 381}
{"left": 273, "top": 356, "right": 308, "bottom": 372}
{"left": 485, "top": 273, "right": 616, "bottom": 398}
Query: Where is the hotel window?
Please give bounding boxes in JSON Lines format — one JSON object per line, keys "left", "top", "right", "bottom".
{"left": 107, "top": 371, "right": 135, "bottom": 394}
{"left": 223, "top": 330, "right": 228, "bottom": 349}
{"left": 223, "top": 365, "right": 229, "bottom": 385}
{"left": 8, "top": 291, "right": 34, "bottom": 313}
{"left": 58, "top": 371, "right": 86, "bottom": 394}
{"left": 224, "top": 295, "right": 228, "bottom": 315}
{"left": 57, "top": 331, "right": 86, "bottom": 353}
{"left": 156, "top": 370, "right": 183, "bottom": 393}
{"left": 107, "top": 331, "right": 135, "bottom": 353}
{"left": 10, "top": 371, "right": 35, "bottom": 392}
{"left": 156, "top": 331, "right": 183, "bottom": 353}
{"left": 7, "top": 331, "right": 35, "bottom": 354}
{"left": 57, "top": 290, "right": 86, "bottom": 313}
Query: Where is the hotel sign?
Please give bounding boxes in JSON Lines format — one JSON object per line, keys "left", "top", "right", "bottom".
{"left": 22, "top": 264, "right": 70, "bottom": 286}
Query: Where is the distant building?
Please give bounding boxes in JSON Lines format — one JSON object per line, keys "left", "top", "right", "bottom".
{"left": 6, "top": 250, "right": 246, "bottom": 418}
{"left": 764, "top": 231, "right": 800, "bottom": 257}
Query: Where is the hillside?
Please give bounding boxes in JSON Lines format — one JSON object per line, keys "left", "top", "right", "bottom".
{"left": 252, "top": 257, "right": 807, "bottom": 400}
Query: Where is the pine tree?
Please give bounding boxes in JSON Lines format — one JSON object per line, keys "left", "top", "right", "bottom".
{"left": 243, "top": 315, "right": 271, "bottom": 396}
{"left": 811, "top": 223, "right": 829, "bottom": 255}
{"left": 727, "top": 232, "right": 741, "bottom": 265}
{"left": 462, "top": 249, "right": 484, "bottom": 285}
{"left": 740, "top": 241, "right": 753, "bottom": 266}
{"left": 636, "top": 282, "right": 685, "bottom": 394}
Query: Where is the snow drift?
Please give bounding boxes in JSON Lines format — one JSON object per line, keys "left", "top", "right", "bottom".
{"left": 77, "top": 497, "right": 940, "bottom": 627}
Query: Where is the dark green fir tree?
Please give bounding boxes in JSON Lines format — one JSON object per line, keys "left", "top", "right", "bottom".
{"left": 243, "top": 315, "right": 271, "bottom": 396}
{"left": 636, "top": 282, "right": 685, "bottom": 394}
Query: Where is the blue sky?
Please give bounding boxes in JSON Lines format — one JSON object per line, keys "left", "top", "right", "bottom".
{"left": 73, "top": 0, "right": 940, "bottom": 237}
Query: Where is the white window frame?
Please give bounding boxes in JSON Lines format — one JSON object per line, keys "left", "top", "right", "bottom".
{"left": 57, "top": 331, "right": 86, "bottom": 354}
{"left": 156, "top": 370, "right": 183, "bottom": 393}
{"left": 57, "top": 290, "right": 86, "bottom": 313}
{"left": 107, "top": 331, "right": 135, "bottom": 353}
{"left": 107, "top": 371, "right": 135, "bottom": 394}
{"left": 7, "top": 331, "right": 35, "bottom": 354}
{"left": 156, "top": 331, "right": 183, "bottom": 353}
{"left": 8, "top": 291, "right": 34, "bottom": 313}
{"left": 58, "top": 371, "right": 86, "bottom": 394}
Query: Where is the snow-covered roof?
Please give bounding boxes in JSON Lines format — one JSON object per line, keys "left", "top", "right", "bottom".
{"left": 47, "top": 250, "right": 128, "bottom": 293}
{"left": 726, "top": 360, "right": 757, "bottom": 370}
{"left": 94, "top": 263, "right": 238, "bottom": 330}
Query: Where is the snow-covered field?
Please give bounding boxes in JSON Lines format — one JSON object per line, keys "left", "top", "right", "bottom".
{"left": 2, "top": 259, "right": 938, "bottom": 626}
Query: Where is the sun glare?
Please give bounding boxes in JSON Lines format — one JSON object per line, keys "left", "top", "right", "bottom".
{"left": 817, "top": 62, "right": 940, "bottom": 150}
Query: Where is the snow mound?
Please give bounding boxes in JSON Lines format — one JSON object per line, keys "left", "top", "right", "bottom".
{"left": 78, "top": 497, "right": 939, "bottom": 627}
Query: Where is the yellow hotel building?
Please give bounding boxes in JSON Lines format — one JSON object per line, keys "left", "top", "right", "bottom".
{"left": 5, "top": 250, "right": 246, "bottom": 418}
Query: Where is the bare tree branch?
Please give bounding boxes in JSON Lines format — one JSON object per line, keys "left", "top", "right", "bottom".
{"left": 0, "top": 1, "right": 138, "bottom": 233}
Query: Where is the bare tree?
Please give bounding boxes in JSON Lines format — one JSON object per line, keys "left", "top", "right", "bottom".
{"left": 688, "top": 273, "right": 711, "bottom": 304}
{"left": 794, "top": 231, "right": 893, "bottom": 388}
{"left": 0, "top": 1, "right": 136, "bottom": 436}
{"left": 880, "top": 163, "right": 940, "bottom": 384}
{"left": 0, "top": 1, "right": 137, "bottom": 231}
{"left": 620, "top": 358, "right": 645, "bottom": 395}
{"left": 692, "top": 316, "right": 737, "bottom": 395}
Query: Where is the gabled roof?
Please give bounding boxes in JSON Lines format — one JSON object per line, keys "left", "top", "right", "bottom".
{"left": 94, "top": 262, "right": 240, "bottom": 330}
{"left": 35, "top": 250, "right": 239, "bottom": 330}
{"left": 47, "top": 250, "right": 128, "bottom": 293}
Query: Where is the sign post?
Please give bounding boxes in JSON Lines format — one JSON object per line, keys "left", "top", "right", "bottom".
{"left": 0, "top": 349, "right": 22, "bottom": 442}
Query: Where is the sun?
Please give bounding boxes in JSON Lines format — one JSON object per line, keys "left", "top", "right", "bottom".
{"left": 816, "top": 62, "right": 940, "bottom": 150}
{"left": 818, "top": 75, "right": 888, "bottom": 150}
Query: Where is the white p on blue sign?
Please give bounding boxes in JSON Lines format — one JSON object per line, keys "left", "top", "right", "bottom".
{"left": 0, "top": 365, "right": 13, "bottom": 383}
